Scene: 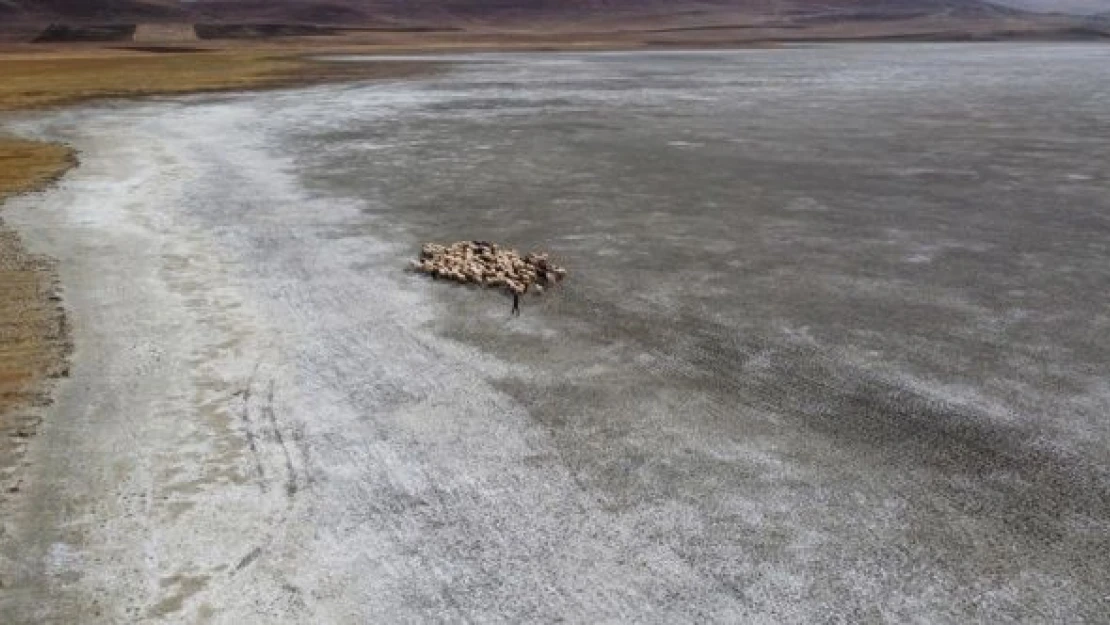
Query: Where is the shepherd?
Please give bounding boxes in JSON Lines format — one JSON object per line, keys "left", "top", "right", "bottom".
{"left": 511, "top": 291, "right": 521, "bottom": 317}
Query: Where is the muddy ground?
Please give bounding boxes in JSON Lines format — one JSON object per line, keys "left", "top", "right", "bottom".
{"left": 2, "top": 44, "right": 1110, "bottom": 623}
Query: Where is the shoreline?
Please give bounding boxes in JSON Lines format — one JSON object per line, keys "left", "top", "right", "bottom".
{"left": 0, "top": 49, "right": 441, "bottom": 497}
{"left": 0, "top": 138, "right": 76, "bottom": 497}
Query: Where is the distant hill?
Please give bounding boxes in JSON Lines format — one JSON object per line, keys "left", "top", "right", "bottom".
{"left": 187, "top": 0, "right": 1029, "bottom": 25}
{"left": 5, "top": 0, "right": 1103, "bottom": 44}
{"left": 1, "top": 0, "right": 183, "bottom": 22}
{"left": 0, "top": 0, "right": 1029, "bottom": 27}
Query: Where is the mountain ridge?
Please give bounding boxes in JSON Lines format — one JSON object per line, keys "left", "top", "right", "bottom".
{"left": 1, "top": 0, "right": 1033, "bottom": 26}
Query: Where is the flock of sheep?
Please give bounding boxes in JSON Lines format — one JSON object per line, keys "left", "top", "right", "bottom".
{"left": 410, "top": 241, "right": 567, "bottom": 295}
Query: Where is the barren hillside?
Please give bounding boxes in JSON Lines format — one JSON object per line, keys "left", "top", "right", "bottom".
{"left": 0, "top": 0, "right": 1027, "bottom": 26}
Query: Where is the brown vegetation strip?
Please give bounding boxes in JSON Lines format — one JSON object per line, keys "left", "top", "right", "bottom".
{"left": 0, "top": 50, "right": 438, "bottom": 111}
{"left": 0, "top": 137, "right": 74, "bottom": 492}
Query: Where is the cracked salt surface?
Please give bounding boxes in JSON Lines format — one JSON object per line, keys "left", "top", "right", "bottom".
{"left": 2, "top": 44, "right": 1110, "bottom": 623}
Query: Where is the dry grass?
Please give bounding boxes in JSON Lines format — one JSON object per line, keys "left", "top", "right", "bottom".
{"left": 0, "top": 52, "right": 288, "bottom": 109}
{"left": 0, "top": 227, "right": 68, "bottom": 419}
{"left": 0, "top": 49, "right": 431, "bottom": 111}
{"left": 0, "top": 137, "right": 75, "bottom": 196}
{"left": 0, "top": 139, "right": 73, "bottom": 489}
{"left": 0, "top": 136, "right": 74, "bottom": 422}
{"left": 0, "top": 136, "right": 74, "bottom": 491}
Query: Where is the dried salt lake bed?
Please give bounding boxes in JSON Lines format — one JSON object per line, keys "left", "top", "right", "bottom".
{"left": 2, "top": 44, "right": 1110, "bottom": 622}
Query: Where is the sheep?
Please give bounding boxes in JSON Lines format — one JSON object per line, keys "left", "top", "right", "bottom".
{"left": 411, "top": 240, "right": 567, "bottom": 297}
